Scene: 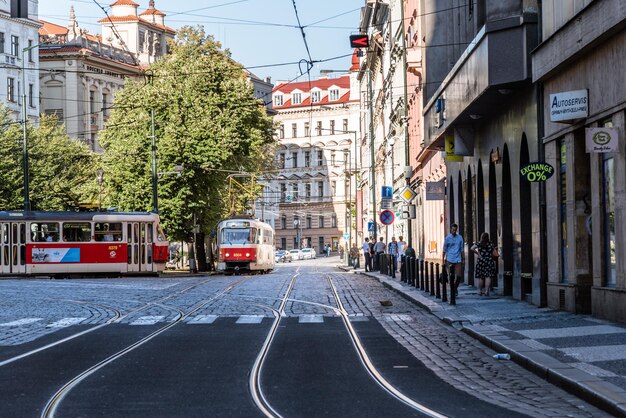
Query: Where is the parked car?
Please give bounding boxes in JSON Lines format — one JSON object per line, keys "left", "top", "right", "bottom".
{"left": 289, "top": 249, "right": 303, "bottom": 260}
{"left": 275, "top": 250, "right": 292, "bottom": 263}
{"left": 301, "top": 248, "right": 316, "bottom": 259}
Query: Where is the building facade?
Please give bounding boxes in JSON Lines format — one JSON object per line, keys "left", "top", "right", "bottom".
{"left": 533, "top": 0, "right": 626, "bottom": 323}
{"left": 38, "top": 0, "right": 174, "bottom": 151}
{"left": 269, "top": 69, "right": 360, "bottom": 254}
{"left": 0, "top": 0, "right": 41, "bottom": 122}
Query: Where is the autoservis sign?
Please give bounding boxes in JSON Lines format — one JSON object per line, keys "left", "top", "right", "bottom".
{"left": 520, "top": 162, "right": 555, "bottom": 183}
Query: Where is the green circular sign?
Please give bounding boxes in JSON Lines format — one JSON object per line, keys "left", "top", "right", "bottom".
{"left": 519, "top": 162, "right": 554, "bottom": 182}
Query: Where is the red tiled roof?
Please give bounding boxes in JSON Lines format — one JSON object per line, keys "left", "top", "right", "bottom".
{"left": 110, "top": 0, "right": 139, "bottom": 6}
{"left": 273, "top": 74, "right": 350, "bottom": 94}
{"left": 38, "top": 20, "right": 68, "bottom": 36}
{"left": 140, "top": 8, "right": 166, "bottom": 16}
{"left": 98, "top": 15, "right": 175, "bottom": 34}
{"left": 274, "top": 89, "right": 355, "bottom": 110}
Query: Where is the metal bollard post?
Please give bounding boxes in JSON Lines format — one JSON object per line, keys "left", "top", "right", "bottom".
{"left": 435, "top": 263, "right": 441, "bottom": 299}
{"left": 391, "top": 255, "right": 396, "bottom": 279}
{"left": 429, "top": 262, "right": 435, "bottom": 296}
{"left": 400, "top": 255, "right": 406, "bottom": 282}
{"left": 408, "top": 257, "right": 414, "bottom": 286}
{"left": 449, "top": 267, "right": 457, "bottom": 305}
{"left": 441, "top": 263, "right": 448, "bottom": 302}
{"left": 414, "top": 258, "right": 419, "bottom": 288}
{"left": 424, "top": 261, "right": 430, "bottom": 293}
{"left": 420, "top": 259, "right": 425, "bottom": 290}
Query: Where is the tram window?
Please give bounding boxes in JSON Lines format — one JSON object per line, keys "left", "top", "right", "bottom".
{"left": 147, "top": 224, "right": 154, "bottom": 243}
{"left": 62, "top": 223, "right": 91, "bottom": 242}
{"left": 30, "top": 222, "right": 60, "bottom": 242}
{"left": 156, "top": 224, "right": 166, "bottom": 242}
{"left": 221, "top": 228, "right": 251, "bottom": 244}
{"left": 95, "top": 223, "right": 122, "bottom": 242}
{"left": 2, "top": 224, "right": 7, "bottom": 244}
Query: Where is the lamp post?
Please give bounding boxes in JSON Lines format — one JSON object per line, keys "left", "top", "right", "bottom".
{"left": 96, "top": 169, "right": 104, "bottom": 210}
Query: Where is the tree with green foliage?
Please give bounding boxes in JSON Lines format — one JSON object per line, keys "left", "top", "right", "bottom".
{"left": 0, "top": 109, "right": 99, "bottom": 211}
{"left": 99, "top": 26, "right": 276, "bottom": 270}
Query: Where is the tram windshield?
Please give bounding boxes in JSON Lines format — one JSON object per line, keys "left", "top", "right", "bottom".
{"left": 221, "top": 228, "right": 257, "bottom": 245}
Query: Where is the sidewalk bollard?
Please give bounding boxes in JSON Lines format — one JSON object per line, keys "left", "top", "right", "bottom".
{"left": 449, "top": 269, "right": 457, "bottom": 305}
{"left": 435, "top": 263, "right": 441, "bottom": 299}
{"left": 441, "top": 263, "right": 448, "bottom": 302}
{"left": 400, "top": 255, "right": 406, "bottom": 282}
{"left": 391, "top": 255, "right": 396, "bottom": 279}
{"left": 429, "top": 261, "right": 435, "bottom": 296}
{"left": 409, "top": 257, "right": 415, "bottom": 286}
{"left": 424, "top": 261, "right": 430, "bottom": 293}
{"left": 420, "top": 259, "right": 425, "bottom": 290}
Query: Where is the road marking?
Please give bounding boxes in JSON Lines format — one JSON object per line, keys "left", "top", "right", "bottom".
{"left": 517, "top": 325, "right": 626, "bottom": 339}
{"left": 236, "top": 315, "right": 264, "bottom": 324}
{"left": 0, "top": 318, "right": 42, "bottom": 327}
{"left": 187, "top": 315, "right": 218, "bottom": 324}
{"left": 560, "top": 344, "right": 626, "bottom": 362}
{"left": 129, "top": 316, "right": 165, "bottom": 326}
{"left": 299, "top": 315, "right": 324, "bottom": 323}
{"left": 47, "top": 317, "right": 87, "bottom": 328}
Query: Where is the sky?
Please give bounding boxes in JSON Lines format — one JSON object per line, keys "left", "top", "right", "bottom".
{"left": 37, "top": 0, "right": 363, "bottom": 84}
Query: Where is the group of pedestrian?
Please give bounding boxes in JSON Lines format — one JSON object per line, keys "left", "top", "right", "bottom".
{"left": 443, "top": 223, "right": 499, "bottom": 298}
{"left": 361, "top": 235, "right": 407, "bottom": 273}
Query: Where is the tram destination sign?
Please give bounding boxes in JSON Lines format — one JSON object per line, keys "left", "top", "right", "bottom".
{"left": 520, "top": 162, "right": 554, "bottom": 182}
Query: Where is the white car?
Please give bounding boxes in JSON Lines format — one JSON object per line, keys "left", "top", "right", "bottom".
{"left": 301, "top": 248, "right": 316, "bottom": 259}
{"left": 289, "top": 249, "right": 303, "bottom": 260}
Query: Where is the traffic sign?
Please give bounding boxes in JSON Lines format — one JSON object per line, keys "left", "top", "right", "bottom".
{"left": 367, "top": 222, "right": 375, "bottom": 232}
{"left": 398, "top": 186, "right": 416, "bottom": 203}
{"left": 349, "top": 34, "right": 369, "bottom": 48}
{"left": 381, "top": 186, "right": 393, "bottom": 199}
{"left": 342, "top": 233, "right": 350, "bottom": 242}
{"left": 381, "top": 199, "right": 392, "bottom": 209}
{"left": 380, "top": 209, "right": 395, "bottom": 225}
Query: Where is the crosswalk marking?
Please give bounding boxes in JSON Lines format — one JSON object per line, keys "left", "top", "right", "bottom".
{"left": 129, "top": 316, "right": 165, "bottom": 326}
{"left": 236, "top": 315, "right": 264, "bottom": 324}
{"left": 299, "top": 315, "right": 324, "bottom": 323}
{"left": 0, "top": 318, "right": 42, "bottom": 327}
{"left": 187, "top": 315, "right": 218, "bottom": 324}
{"left": 47, "top": 317, "right": 87, "bottom": 328}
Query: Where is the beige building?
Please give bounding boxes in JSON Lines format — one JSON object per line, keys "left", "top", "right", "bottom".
{"left": 269, "top": 65, "right": 360, "bottom": 254}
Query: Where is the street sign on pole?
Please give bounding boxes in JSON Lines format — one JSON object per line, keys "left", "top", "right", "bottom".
{"left": 367, "top": 222, "right": 375, "bottom": 232}
{"left": 342, "top": 233, "right": 350, "bottom": 242}
{"left": 398, "top": 186, "right": 416, "bottom": 203}
{"left": 381, "top": 186, "right": 393, "bottom": 199}
{"left": 380, "top": 209, "right": 395, "bottom": 225}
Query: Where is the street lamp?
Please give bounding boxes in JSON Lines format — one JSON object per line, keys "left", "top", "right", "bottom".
{"left": 96, "top": 169, "right": 104, "bottom": 210}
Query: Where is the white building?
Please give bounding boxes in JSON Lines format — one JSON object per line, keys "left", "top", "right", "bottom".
{"left": 268, "top": 57, "right": 360, "bottom": 253}
{"left": 38, "top": 0, "right": 174, "bottom": 151}
{"left": 0, "top": 0, "right": 41, "bottom": 122}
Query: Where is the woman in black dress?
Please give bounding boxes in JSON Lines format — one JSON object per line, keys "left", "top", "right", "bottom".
{"left": 471, "top": 232, "right": 498, "bottom": 296}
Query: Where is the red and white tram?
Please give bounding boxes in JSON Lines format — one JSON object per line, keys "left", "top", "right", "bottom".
{"left": 217, "top": 217, "right": 275, "bottom": 273}
{"left": 0, "top": 211, "right": 168, "bottom": 277}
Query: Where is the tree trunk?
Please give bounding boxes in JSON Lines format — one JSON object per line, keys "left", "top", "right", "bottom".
{"left": 196, "top": 231, "right": 207, "bottom": 271}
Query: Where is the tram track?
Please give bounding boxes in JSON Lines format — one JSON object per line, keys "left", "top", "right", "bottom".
{"left": 246, "top": 270, "right": 446, "bottom": 418}
{"left": 41, "top": 277, "right": 248, "bottom": 418}
{"left": 0, "top": 276, "right": 228, "bottom": 368}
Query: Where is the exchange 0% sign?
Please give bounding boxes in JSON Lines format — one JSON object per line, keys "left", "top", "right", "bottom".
{"left": 519, "top": 162, "right": 554, "bottom": 183}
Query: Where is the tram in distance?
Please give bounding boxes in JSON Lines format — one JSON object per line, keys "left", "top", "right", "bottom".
{"left": 216, "top": 217, "right": 275, "bottom": 273}
{"left": 0, "top": 211, "right": 168, "bottom": 278}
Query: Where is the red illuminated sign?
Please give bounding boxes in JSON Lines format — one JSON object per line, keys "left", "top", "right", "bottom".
{"left": 350, "top": 34, "right": 369, "bottom": 48}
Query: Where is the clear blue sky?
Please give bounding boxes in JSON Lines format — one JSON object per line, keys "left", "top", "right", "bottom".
{"left": 38, "top": 0, "right": 363, "bottom": 83}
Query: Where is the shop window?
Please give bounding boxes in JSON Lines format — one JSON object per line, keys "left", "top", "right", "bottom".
{"left": 601, "top": 120, "right": 616, "bottom": 287}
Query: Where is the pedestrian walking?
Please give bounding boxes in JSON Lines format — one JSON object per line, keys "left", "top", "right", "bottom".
{"left": 339, "top": 244, "right": 344, "bottom": 260}
{"left": 397, "top": 236, "right": 406, "bottom": 272}
{"left": 350, "top": 243, "right": 360, "bottom": 269}
{"left": 388, "top": 236, "right": 399, "bottom": 272}
{"left": 373, "top": 237, "right": 386, "bottom": 270}
{"left": 362, "top": 237, "right": 372, "bottom": 272}
{"left": 471, "top": 232, "right": 498, "bottom": 296}
{"left": 326, "top": 244, "right": 331, "bottom": 257}
{"left": 442, "top": 223, "right": 464, "bottom": 297}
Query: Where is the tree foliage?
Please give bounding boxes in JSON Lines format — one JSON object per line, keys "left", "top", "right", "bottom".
{"left": 99, "top": 26, "right": 276, "bottom": 242}
{"left": 0, "top": 110, "right": 99, "bottom": 211}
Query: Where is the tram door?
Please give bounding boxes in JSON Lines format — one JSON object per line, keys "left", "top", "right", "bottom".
{"left": 1, "top": 223, "right": 27, "bottom": 275}
{"left": 127, "top": 222, "right": 153, "bottom": 273}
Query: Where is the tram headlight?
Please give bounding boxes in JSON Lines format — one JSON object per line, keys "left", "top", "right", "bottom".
{"left": 245, "top": 252, "right": 251, "bottom": 258}
{"left": 225, "top": 252, "right": 230, "bottom": 258}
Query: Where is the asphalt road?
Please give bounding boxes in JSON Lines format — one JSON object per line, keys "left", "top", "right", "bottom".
{"left": 0, "top": 259, "right": 610, "bottom": 417}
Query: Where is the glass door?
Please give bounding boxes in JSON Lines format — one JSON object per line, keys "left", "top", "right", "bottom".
{"left": 1, "top": 223, "right": 27, "bottom": 275}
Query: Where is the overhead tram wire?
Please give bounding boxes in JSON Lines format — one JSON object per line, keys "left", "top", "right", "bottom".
{"left": 91, "top": 0, "right": 140, "bottom": 67}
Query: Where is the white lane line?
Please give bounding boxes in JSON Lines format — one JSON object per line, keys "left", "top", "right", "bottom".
{"left": 236, "top": 315, "right": 264, "bottom": 324}
{"left": 560, "top": 344, "right": 626, "bottom": 362}
{"left": 47, "top": 317, "right": 88, "bottom": 328}
{"left": 299, "top": 315, "right": 324, "bottom": 323}
{"left": 129, "top": 316, "right": 165, "bottom": 326}
{"left": 187, "top": 315, "right": 218, "bottom": 324}
{"left": 0, "top": 318, "right": 43, "bottom": 327}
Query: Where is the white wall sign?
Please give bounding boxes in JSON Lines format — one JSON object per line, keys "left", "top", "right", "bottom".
{"left": 549, "top": 89, "right": 588, "bottom": 122}
{"left": 586, "top": 127, "right": 619, "bottom": 153}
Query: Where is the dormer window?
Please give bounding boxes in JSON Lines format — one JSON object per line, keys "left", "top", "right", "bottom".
{"left": 311, "top": 90, "right": 321, "bottom": 103}
{"left": 329, "top": 89, "right": 340, "bottom": 101}
{"left": 274, "top": 95, "right": 283, "bottom": 106}
{"left": 292, "top": 92, "right": 302, "bottom": 105}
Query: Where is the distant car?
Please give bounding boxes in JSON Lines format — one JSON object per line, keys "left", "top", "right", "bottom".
{"left": 301, "top": 248, "right": 316, "bottom": 259}
{"left": 275, "top": 250, "right": 292, "bottom": 263}
{"left": 165, "top": 260, "right": 177, "bottom": 270}
{"left": 289, "top": 249, "right": 303, "bottom": 260}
